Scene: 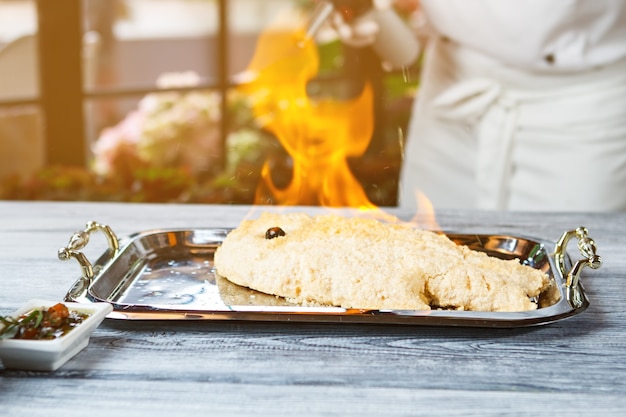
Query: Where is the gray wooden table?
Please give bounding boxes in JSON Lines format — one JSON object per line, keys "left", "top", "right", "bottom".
{"left": 0, "top": 201, "right": 624, "bottom": 416}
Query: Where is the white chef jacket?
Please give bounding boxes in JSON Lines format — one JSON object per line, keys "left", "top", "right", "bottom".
{"left": 420, "top": 0, "right": 626, "bottom": 71}
{"left": 399, "top": 0, "right": 626, "bottom": 211}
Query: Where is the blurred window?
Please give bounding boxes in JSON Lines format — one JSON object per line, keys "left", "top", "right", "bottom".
{"left": 0, "top": 0, "right": 416, "bottom": 205}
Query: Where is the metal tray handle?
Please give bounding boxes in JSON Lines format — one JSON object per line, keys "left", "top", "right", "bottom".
{"left": 58, "top": 221, "right": 119, "bottom": 300}
{"left": 555, "top": 227, "right": 602, "bottom": 308}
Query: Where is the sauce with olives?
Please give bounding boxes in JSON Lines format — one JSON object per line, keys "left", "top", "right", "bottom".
{"left": 0, "top": 303, "right": 89, "bottom": 340}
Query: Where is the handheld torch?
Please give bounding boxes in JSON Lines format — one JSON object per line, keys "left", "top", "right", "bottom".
{"left": 305, "top": 0, "right": 420, "bottom": 68}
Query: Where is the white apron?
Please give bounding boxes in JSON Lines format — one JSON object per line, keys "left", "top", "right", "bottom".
{"left": 399, "top": 37, "right": 626, "bottom": 211}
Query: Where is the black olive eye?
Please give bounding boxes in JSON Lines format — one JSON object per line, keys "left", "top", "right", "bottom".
{"left": 265, "top": 227, "right": 286, "bottom": 239}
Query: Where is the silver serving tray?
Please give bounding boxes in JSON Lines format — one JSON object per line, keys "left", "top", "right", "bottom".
{"left": 59, "top": 222, "right": 602, "bottom": 328}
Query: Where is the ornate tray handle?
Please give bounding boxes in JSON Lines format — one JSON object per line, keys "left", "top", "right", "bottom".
{"left": 555, "top": 227, "right": 602, "bottom": 308}
{"left": 59, "top": 221, "right": 119, "bottom": 301}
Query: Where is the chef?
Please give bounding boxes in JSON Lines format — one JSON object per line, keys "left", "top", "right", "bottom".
{"left": 334, "top": 0, "right": 626, "bottom": 211}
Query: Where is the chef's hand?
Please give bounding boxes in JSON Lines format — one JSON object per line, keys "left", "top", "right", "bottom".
{"left": 331, "top": 0, "right": 393, "bottom": 48}
{"left": 393, "top": 0, "right": 421, "bottom": 15}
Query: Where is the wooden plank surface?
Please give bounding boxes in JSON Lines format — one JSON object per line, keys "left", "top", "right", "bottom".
{"left": 0, "top": 201, "right": 624, "bottom": 416}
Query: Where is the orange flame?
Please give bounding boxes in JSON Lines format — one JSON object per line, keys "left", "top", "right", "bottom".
{"left": 411, "top": 190, "right": 440, "bottom": 231}
{"left": 239, "top": 11, "right": 376, "bottom": 209}
{"left": 238, "top": 10, "right": 440, "bottom": 231}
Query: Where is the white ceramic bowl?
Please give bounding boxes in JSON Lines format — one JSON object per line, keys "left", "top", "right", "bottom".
{"left": 0, "top": 299, "right": 112, "bottom": 371}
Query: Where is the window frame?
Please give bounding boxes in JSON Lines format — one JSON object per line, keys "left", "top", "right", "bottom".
{"left": 0, "top": 0, "right": 231, "bottom": 167}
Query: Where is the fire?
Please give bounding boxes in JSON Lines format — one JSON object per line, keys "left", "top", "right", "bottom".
{"left": 239, "top": 10, "right": 376, "bottom": 209}
{"left": 412, "top": 190, "right": 440, "bottom": 231}
{"left": 238, "top": 9, "right": 439, "bottom": 231}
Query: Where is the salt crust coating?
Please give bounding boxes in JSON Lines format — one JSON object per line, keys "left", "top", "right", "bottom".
{"left": 213, "top": 212, "right": 551, "bottom": 312}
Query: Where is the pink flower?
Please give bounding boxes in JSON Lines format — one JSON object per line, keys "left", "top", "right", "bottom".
{"left": 92, "top": 110, "right": 144, "bottom": 175}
